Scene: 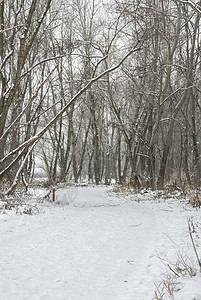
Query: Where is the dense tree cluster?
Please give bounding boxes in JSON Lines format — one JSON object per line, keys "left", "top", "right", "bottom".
{"left": 0, "top": 0, "right": 201, "bottom": 193}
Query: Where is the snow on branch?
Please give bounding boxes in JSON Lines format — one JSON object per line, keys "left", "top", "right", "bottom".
{"left": 0, "top": 65, "right": 57, "bottom": 142}
{"left": 0, "top": 50, "right": 13, "bottom": 70}
{"left": 5, "top": 141, "right": 37, "bottom": 195}
{"left": 0, "top": 38, "right": 145, "bottom": 174}
{"left": 176, "top": 0, "right": 201, "bottom": 15}
{"left": 20, "top": 55, "right": 65, "bottom": 77}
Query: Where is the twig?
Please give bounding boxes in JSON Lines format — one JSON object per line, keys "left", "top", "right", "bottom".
{"left": 167, "top": 264, "right": 180, "bottom": 278}
{"left": 163, "top": 232, "right": 178, "bottom": 246}
{"left": 128, "top": 223, "right": 142, "bottom": 227}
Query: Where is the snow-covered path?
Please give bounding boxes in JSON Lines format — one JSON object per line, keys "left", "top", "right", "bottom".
{"left": 0, "top": 186, "right": 200, "bottom": 300}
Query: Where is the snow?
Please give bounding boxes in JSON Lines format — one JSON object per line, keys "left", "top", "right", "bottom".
{"left": 0, "top": 186, "right": 201, "bottom": 300}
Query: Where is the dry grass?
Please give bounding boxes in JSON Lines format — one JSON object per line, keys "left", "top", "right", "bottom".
{"left": 153, "top": 218, "right": 200, "bottom": 299}
{"left": 153, "top": 282, "right": 165, "bottom": 300}
{"left": 188, "top": 190, "right": 201, "bottom": 208}
{"left": 173, "top": 253, "right": 197, "bottom": 277}
{"left": 153, "top": 273, "right": 181, "bottom": 300}
{"left": 152, "top": 253, "right": 196, "bottom": 300}
{"left": 111, "top": 185, "right": 133, "bottom": 197}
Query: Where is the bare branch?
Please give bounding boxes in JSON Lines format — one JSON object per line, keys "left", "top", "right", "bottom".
{"left": 5, "top": 141, "right": 38, "bottom": 195}
{"left": 0, "top": 42, "right": 143, "bottom": 173}
{"left": 21, "top": 55, "right": 65, "bottom": 77}
{"left": 0, "top": 65, "right": 57, "bottom": 142}
{"left": 175, "top": 0, "right": 201, "bottom": 15}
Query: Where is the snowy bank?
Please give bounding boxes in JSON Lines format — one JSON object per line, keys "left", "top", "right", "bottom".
{"left": 0, "top": 186, "right": 200, "bottom": 300}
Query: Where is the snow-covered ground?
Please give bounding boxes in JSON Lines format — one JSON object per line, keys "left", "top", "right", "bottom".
{"left": 0, "top": 186, "right": 201, "bottom": 300}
